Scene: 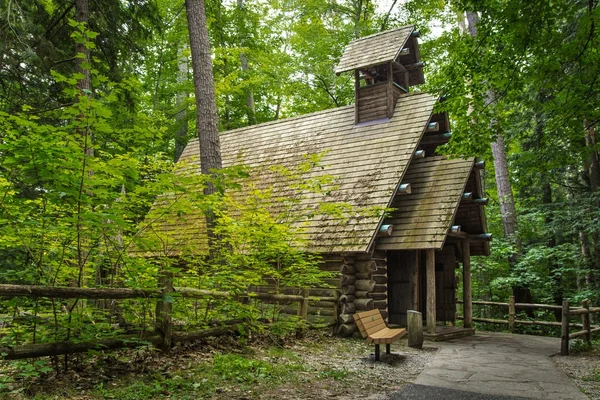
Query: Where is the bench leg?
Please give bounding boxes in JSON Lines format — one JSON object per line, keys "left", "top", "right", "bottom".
{"left": 375, "top": 344, "right": 380, "bottom": 361}
{"left": 386, "top": 344, "right": 391, "bottom": 354}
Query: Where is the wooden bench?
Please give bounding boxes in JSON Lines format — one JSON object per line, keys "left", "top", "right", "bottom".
{"left": 353, "top": 309, "right": 407, "bottom": 361}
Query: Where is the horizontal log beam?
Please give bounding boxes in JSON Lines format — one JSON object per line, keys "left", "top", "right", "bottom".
{"left": 426, "top": 122, "right": 439, "bottom": 132}
{"left": 462, "top": 198, "right": 489, "bottom": 206}
{"left": 0, "top": 324, "right": 240, "bottom": 360}
{"left": 420, "top": 132, "right": 451, "bottom": 144}
{"left": 377, "top": 224, "right": 393, "bottom": 237}
{"left": 467, "top": 233, "right": 492, "bottom": 242}
{"left": 399, "top": 47, "right": 410, "bottom": 56}
{"left": 474, "top": 160, "right": 485, "bottom": 169}
{"left": 0, "top": 284, "right": 325, "bottom": 303}
{"left": 405, "top": 62, "right": 424, "bottom": 70}
{"left": 411, "top": 31, "right": 421, "bottom": 38}
{"left": 414, "top": 149, "right": 425, "bottom": 158}
{"left": 398, "top": 183, "right": 411, "bottom": 194}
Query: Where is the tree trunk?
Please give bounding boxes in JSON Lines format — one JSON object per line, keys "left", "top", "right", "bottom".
{"left": 75, "top": 0, "right": 91, "bottom": 94}
{"left": 185, "top": 0, "right": 222, "bottom": 252}
{"left": 585, "top": 120, "right": 600, "bottom": 287}
{"left": 237, "top": 0, "right": 257, "bottom": 125}
{"left": 174, "top": 46, "right": 189, "bottom": 162}
{"left": 467, "top": 11, "right": 530, "bottom": 304}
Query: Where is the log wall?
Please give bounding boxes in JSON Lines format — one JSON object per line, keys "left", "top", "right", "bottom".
{"left": 335, "top": 251, "right": 388, "bottom": 337}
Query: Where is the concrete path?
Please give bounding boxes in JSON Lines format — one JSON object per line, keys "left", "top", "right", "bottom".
{"left": 410, "top": 332, "right": 587, "bottom": 399}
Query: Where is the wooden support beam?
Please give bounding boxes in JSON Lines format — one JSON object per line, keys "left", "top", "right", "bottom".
{"left": 462, "top": 192, "right": 473, "bottom": 201}
{"left": 399, "top": 48, "right": 410, "bottom": 56}
{"left": 462, "top": 198, "right": 489, "bottom": 206}
{"left": 426, "top": 122, "right": 439, "bottom": 132}
{"left": 462, "top": 241, "right": 473, "bottom": 329}
{"left": 467, "top": 233, "right": 493, "bottom": 242}
{"left": 398, "top": 183, "right": 411, "bottom": 194}
{"left": 420, "top": 132, "right": 451, "bottom": 144}
{"left": 392, "top": 81, "right": 408, "bottom": 93}
{"left": 451, "top": 225, "right": 461, "bottom": 233}
{"left": 426, "top": 249, "right": 436, "bottom": 334}
{"left": 414, "top": 149, "right": 425, "bottom": 158}
{"left": 377, "top": 224, "right": 393, "bottom": 237}
{"left": 411, "top": 30, "right": 421, "bottom": 38}
{"left": 561, "top": 300, "right": 570, "bottom": 355}
{"left": 392, "top": 61, "right": 407, "bottom": 73}
{"left": 354, "top": 70, "right": 360, "bottom": 124}
{"left": 405, "top": 62, "right": 424, "bottom": 70}
{"left": 447, "top": 231, "right": 467, "bottom": 239}
{"left": 474, "top": 160, "right": 485, "bottom": 169}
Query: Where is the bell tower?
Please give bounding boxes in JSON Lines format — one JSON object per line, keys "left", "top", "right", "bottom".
{"left": 335, "top": 26, "right": 425, "bottom": 125}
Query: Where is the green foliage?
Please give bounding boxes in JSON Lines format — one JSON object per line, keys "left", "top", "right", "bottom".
{"left": 317, "top": 367, "right": 349, "bottom": 381}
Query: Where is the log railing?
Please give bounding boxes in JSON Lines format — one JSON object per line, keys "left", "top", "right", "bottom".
{"left": 457, "top": 296, "right": 600, "bottom": 355}
{"left": 0, "top": 284, "right": 339, "bottom": 360}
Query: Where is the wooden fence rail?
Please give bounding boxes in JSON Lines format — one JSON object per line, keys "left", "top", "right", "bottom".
{"left": 0, "top": 284, "right": 339, "bottom": 360}
{"left": 457, "top": 297, "right": 600, "bottom": 355}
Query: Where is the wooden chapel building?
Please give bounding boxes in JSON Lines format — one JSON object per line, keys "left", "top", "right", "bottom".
{"left": 144, "top": 26, "right": 490, "bottom": 338}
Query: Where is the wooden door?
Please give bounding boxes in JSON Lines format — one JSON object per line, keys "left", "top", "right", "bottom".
{"left": 388, "top": 251, "right": 419, "bottom": 326}
{"left": 435, "top": 254, "right": 457, "bottom": 323}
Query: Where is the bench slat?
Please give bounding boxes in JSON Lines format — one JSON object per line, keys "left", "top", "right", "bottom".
{"left": 353, "top": 310, "right": 407, "bottom": 349}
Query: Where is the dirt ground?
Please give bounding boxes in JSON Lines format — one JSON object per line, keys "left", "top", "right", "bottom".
{"left": 554, "top": 345, "right": 600, "bottom": 400}
{"left": 0, "top": 330, "right": 437, "bottom": 400}
{"left": 2, "top": 331, "right": 599, "bottom": 399}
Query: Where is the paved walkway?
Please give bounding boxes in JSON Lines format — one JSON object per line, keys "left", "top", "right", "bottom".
{"left": 404, "top": 332, "right": 587, "bottom": 399}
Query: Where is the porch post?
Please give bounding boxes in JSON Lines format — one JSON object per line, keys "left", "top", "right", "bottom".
{"left": 462, "top": 240, "right": 473, "bottom": 329}
{"left": 426, "top": 249, "right": 436, "bottom": 334}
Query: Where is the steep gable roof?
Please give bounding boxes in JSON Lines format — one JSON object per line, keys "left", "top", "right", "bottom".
{"left": 377, "top": 156, "right": 475, "bottom": 251}
{"left": 334, "top": 26, "right": 415, "bottom": 74}
{"left": 141, "top": 92, "right": 438, "bottom": 256}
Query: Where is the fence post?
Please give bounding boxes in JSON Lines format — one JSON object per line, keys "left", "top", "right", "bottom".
{"left": 297, "top": 288, "right": 309, "bottom": 320}
{"left": 561, "top": 300, "right": 570, "bottom": 356}
{"left": 583, "top": 299, "right": 591, "bottom": 345}
{"left": 508, "top": 295, "right": 515, "bottom": 333}
{"left": 332, "top": 290, "right": 340, "bottom": 334}
{"left": 155, "top": 271, "right": 174, "bottom": 353}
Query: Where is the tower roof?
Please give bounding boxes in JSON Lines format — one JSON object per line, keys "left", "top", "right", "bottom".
{"left": 334, "top": 26, "right": 415, "bottom": 74}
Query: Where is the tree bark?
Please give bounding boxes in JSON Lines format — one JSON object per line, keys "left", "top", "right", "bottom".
{"left": 75, "top": 0, "right": 91, "bottom": 94}
{"left": 466, "top": 11, "right": 529, "bottom": 304}
{"left": 585, "top": 120, "right": 600, "bottom": 287}
{"left": 185, "top": 0, "right": 222, "bottom": 253}
{"left": 186, "top": 0, "right": 222, "bottom": 176}
{"left": 174, "top": 46, "right": 189, "bottom": 162}
{"left": 237, "top": 0, "right": 257, "bottom": 125}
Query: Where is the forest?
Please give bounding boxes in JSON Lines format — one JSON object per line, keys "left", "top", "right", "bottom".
{"left": 0, "top": 0, "right": 600, "bottom": 397}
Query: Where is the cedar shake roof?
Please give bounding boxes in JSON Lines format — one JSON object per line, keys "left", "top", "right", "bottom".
{"left": 377, "top": 156, "right": 475, "bottom": 251}
{"left": 334, "top": 26, "right": 415, "bottom": 74}
{"left": 138, "top": 92, "right": 438, "bottom": 256}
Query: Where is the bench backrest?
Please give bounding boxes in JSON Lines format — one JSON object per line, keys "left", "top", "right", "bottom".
{"left": 353, "top": 309, "right": 386, "bottom": 338}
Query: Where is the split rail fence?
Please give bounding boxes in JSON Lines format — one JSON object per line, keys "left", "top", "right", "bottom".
{"left": 0, "top": 284, "right": 339, "bottom": 360}
{"left": 457, "top": 296, "right": 600, "bottom": 355}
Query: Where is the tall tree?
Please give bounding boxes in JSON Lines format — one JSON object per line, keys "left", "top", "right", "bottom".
{"left": 185, "top": 0, "right": 222, "bottom": 253}
{"left": 185, "top": 0, "right": 222, "bottom": 178}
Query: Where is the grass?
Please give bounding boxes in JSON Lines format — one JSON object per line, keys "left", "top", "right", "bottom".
{"left": 1, "top": 330, "right": 425, "bottom": 399}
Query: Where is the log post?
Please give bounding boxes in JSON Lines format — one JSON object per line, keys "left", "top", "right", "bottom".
{"left": 508, "top": 295, "right": 516, "bottom": 333}
{"left": 426, "top": 249, "right": 436, "bottom": 334}
{"left": 462, "top": 241, "right": 472, "bottom": 329}
{"left": 407, "top": 310, "right": 423, "bottom": 348}
{"left": 583, "top": 299, "right": 591, "bottom": 344}
{"left": 155, "top": 272, "right": 174, "bottom": 353}
{"left": 297, "top": 288, "right": 309, "bottom": 320}
{"left": 561, "top": 300, "right": 570, "bottom": 355}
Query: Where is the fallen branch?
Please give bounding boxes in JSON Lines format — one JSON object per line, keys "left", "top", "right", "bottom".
{"left": 0, "top": 324, "right": 241, "bottom": 360}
